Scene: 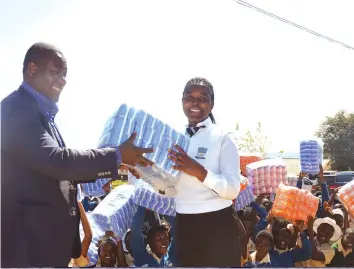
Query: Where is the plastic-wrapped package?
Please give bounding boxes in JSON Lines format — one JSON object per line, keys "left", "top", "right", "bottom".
{"left": 338, "top": 180, "right": 354, "bottom": 221}
{"left": 133, "top": 164, "right": 178, "bottom": 197}
{"left": 300, "top": 140, "right": 320, "bottom": 174}
{"left": 272, "top": 183, "right": 319, "bottom": 223}
{"left": 240, "top": 155, "right": 262, "bottom": 176}
{"left": 246, "top": 158, "right": 288, "bottom": 195}
{"left": 235, "top": 183, "right": 255, "bottom": 211}
{"left": 82, "top": 104, "right": 190, "bottom": 196}
{"left": 81, "top": 178, "right": 111, "bottom": 198}
{"left": 91, "top": 185, "right": 138, "bottom": 238}
{"left": 79, "top": 212, "right": 105, "bottom": 265}
{"left": 132, "top": 183, "right": 176, "bottom": 216}
{"left": 318, "top": 142, "right": 324, "bottom": 165}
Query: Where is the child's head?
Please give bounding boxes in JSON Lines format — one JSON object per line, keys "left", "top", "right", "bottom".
{"left": 98, "top": 238, "right": 118, "bottom": 267}
{"left": 332, "top": 208, "right": 345, "bottom": 228}
{"left": 274, "top": 227, "right": 292, "bottom": 250}
{"left": 182, "top": 77, "right": 215, "bottom": 126}
{"left": 147, "top": 225, "right": 170, "bottom": 258}
{"left": 333, "top": 203, "right": 344, "bottom": 210}
{"left": 255, "top": 231, "right": 274, "bottom": 257}
{"left": 271, "top": 219, "right": 288, "bottom": 235}
{"left": 314, "top": 217, "right": 342, "bottom": 245}
{"left": 262, "top": 198, "right": 272, "bottom": 212}
{"left": 342, "top": 228, "right": 354, "bottom": 250}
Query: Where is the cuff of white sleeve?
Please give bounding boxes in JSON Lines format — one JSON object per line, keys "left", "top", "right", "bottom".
{"left": 202, "top": 169, "right": 219, "bottom": 194}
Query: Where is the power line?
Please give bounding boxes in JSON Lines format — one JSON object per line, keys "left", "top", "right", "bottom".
{"left": 232, "top": 0, "right": 354, "bottom": 51}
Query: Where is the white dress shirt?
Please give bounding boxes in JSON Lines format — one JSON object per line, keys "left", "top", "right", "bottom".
{"left": 175, "top": 117, "right": 241, "bottom": 214}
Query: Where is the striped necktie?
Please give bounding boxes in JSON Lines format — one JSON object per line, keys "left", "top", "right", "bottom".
{"left": 186, "top": 125, "right": 206, "bottom": 137}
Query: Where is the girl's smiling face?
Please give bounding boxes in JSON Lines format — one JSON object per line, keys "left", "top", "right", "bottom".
{"left": 182, "top": 86, "right": 213, "bottom": 126}
{"left": 99, "top": 241, "right": 117, "bottom": 267}
{"left": 150, "top": 230, "right": 170, "bottom": 257}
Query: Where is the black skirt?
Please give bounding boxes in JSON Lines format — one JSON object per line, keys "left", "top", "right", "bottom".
{"left": 175, "top": 205, "right": 241, "bottom": 267}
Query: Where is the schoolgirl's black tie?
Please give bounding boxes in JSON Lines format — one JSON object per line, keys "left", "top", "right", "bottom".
{"left": 186, "top": 125, "right": 206, "bottom": 137}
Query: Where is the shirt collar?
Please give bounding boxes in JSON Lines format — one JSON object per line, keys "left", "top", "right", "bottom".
{"left": 21, "top": 81, "right": 59, "bottom": 119}
{"left": 337, "top": 239, "right": 353, "bottom": 257}
{"left": 146, "top": 244, "right": 162, "bottom": 264}
{"left": 185, "top": 116, "right": 213, "bottom": 129}
{"left": 274, "top": 247, "right": 289, "bottom": 254}
{"left": 250, "top": 251, "right": 271, "bottom": 264}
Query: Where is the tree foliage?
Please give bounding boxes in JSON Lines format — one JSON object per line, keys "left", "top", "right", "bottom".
{"left": 235, "top": 122, "right": 268, "bottom": 158}
{"left": 316, "top": 110, "right": 354, "bottom": 171}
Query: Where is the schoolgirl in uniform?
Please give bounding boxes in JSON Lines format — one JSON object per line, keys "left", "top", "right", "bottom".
{"left": 168, "top": 77, "right": 242, "bottom": 267}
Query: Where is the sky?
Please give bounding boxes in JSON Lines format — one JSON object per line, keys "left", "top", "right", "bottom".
{"left": 1, "top": 0, "right": 353, "bottom": 153}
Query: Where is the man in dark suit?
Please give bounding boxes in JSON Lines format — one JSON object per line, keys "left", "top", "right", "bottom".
{"left": 1, "top": 42, "right": 153, "bottom": 267}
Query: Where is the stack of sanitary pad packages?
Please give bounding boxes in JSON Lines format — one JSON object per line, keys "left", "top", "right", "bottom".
{"left": 272, "top": 183, "right": 319, "bottom": 223}
{"left": 91, "top": 184, "right": 138, "bottom": 239}
{"left": 79, "top": 212, "right": 105, "bottom": 265}
{"left": 82, "top": 104, "right": 190, "bottom": 197}
{"left": 300, "top": 140, "right": 321, "bottom": 174}
{"left": 133, "top": 180, "right": 176, "bottom": 216}
{"left": 240, "top": 155, "right": 262, "bottom": 176}
{"left": 91, "top": 181, "right": 176, "bottom": 251}
{"left": 246, "top": 158, "right": 288, "bottom": 195}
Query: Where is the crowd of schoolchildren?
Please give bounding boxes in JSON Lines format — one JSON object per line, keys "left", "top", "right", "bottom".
{"left": 70, "top": 170, "right": 354, "bottom": 268}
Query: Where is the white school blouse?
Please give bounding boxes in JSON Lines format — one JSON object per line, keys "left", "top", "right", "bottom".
{"left": 175, "top": 117, "right": 241, "bottom": 214}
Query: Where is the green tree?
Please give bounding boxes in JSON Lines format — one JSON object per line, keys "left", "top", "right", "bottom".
{"left": 316, "top": 110, "right": 354, "bottom": 171}
{"left": 235, "top": 122, "right": 268, "bottom": 158}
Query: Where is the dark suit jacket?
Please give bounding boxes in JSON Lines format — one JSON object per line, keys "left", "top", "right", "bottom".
{"left": 1, "top": 87, "right": 119, "bottom": 267}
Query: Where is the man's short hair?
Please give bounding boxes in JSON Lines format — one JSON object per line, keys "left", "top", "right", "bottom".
{"left": 23, "top": 42, "right": 63, "bottom": 74}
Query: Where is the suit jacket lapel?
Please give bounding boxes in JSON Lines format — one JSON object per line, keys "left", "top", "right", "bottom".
{"left": 53, "top": 122, "right": 66, "bottom": 147}
{"left": 18, "top": 86, "right": 65, "bottom": 148}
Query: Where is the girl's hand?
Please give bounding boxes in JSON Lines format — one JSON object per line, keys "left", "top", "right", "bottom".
{"left": 168, "top": 145, "right": 207, "bottom": 182}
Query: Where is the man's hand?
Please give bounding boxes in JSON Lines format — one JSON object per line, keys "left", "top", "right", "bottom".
{"left": 118, "top": 132, "right": 154, "bottom": 166}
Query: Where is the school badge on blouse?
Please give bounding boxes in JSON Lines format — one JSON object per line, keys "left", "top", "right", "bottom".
{"left": 195, "top": 147, "right": 208, "bottom": 159}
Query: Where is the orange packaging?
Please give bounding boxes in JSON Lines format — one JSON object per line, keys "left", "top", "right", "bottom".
{"left": 272, "top": 183, "right": 319, "bottom": 223}
{"left": 240, "top": 176, "right": 248, "bottom": 192}
{"left": 240, "top": 155, "right": 262, "bottom": 176}
{"left": 338, "top": 180, "right": 354, "bottom": 221}
{"left": 233, "top": 176, "right": 248, "bottom": 205}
